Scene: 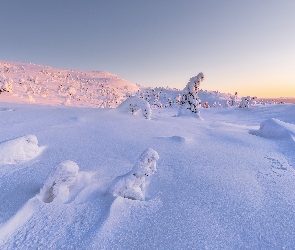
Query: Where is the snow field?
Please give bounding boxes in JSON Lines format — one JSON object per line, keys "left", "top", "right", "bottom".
{"left": 0, "top": 60, "right": 295, "bottom": 248}
{"left": 0, "top": 102, "right": 295, "bottom": 248}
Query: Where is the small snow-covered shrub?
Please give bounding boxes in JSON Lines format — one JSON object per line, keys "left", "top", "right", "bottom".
{"left": 239, "top": 96, "right": 250, "bottom": 108}
{"left": 0, "top": 135, "right": 43, "bottom": 165}
{"left": 0, "top": 77, "right": 13, "bottom": 93}
{"left": 39, "top": 160, "right": 79, "bottom": 203}
{"left": 228, "top": 92, "right": 238, "bottom": 106}
{"left": 178, "top": 72, "right": 204, "bottom": 118}
{"left": 110, "top": 148, "right": 159, "bottom": 201}
{"left": 118, "top": 96, "right": 152, "bottom": 119}
{"left": 239, "top": 96, "right": 258, "bottom": 109}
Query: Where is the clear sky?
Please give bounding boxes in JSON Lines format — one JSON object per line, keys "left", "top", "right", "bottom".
{"left": 1, "top": 0, "right": 294, "bottom": 98}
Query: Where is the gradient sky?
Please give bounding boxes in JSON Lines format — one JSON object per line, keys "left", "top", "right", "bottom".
{"left": 1, "top": 0, "right": 294, "bottom": 98}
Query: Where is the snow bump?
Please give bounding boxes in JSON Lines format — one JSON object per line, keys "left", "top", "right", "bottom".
{"left": 252, "top": 118, "right": 295, "bottom": 140}
{"left": 0, "top": 135, "right": 44, "bottom": 165}
{"left": 110, "top": 148, "right": 159, "bottom": 201}
{"left": 39, "top": 160, "right": 79, "bottom": 203}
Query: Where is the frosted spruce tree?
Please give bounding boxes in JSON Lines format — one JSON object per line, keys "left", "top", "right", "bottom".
{"left": 178, "top": 72, "right": 204, "bottom": 118}
{"left": 110, "top": 148, "right": 159, "bottom": 200}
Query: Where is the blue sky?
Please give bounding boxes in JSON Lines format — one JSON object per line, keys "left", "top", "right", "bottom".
{"left": 1, "top": 0, "right": 294, "bottom": 97}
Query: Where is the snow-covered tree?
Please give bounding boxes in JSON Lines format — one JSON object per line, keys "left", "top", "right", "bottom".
{"left": 178, "top": 72, "right": 204, "bottom": 118}
{"left": 165, "top": 97, "right": 173, "bottom": 108}
{"left": 228, "top": 92, "right": 238, "bottom": 106}
{"left": 203, "top": 101, "right": 210, "bottom": 108}
{"left": 118, "top": 96, "right": 152, "bottom": 119}
{"left": 39, "top": 160, "right": 79, "bottom": 203}
{"left": 239, "top": 96, "right": 251, "bottom": 108}
{"left": 110, "top": 148, "right": 159, "bottom": 200}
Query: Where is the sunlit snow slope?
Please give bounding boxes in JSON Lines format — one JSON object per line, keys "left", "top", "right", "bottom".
{"left": 0, "top": 60, "right": 140, "bottom": 107}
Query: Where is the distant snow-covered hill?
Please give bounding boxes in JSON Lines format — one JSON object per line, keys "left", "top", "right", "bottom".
{"left": 0, "top": 60, "right": 240, "bottom": 108}
{"left": 0, "top": 60, "right": 140, "bottom": 107}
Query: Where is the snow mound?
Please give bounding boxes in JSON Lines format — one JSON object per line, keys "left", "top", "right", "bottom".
{"left": 39, "top": 160, "right": 79, "bottom": 203}
{"left": 110, "top": 148, "right": 159, "bottom": 200}
{"left": 252, "top": 118, "right": 295, "bottom": 139}
{"left": 0, "top": 135, "right": 44, "bottom": 165}
{"left": 117, "top": 96, "right": 152, "bottom": 119}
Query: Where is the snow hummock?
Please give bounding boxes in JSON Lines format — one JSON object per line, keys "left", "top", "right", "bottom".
{"left": 0, "top": 135, "right": 44, "bottom": 165}
{"left": 39, "top": 160, "right": 79, "bottom": 203}
{"left": 110, "top": 148, "right": 159, "bottom": 200}
{"left": 117, "top": 96, "right": 152, "bottom": 119}
{"left": 253, "top": 118, "right": 295, "bottom": 140}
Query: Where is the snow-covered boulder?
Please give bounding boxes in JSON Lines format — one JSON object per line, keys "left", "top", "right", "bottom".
{"left": 178, "top": 72, "right": 204, "bottom": 118}
{"left": 117, "top": 96, "right": 152, "bottom": 119}
{"left": 255, "top": 118, "right": 295, "bottom": 139}
{"left": 110, "top": 148, "right": 159, "bottom": 201}
{"left": 0, "top": 135, "right": 44, "bottom": 165}
{"left": 39, "top": 160, "right": 79, "bottom": 203}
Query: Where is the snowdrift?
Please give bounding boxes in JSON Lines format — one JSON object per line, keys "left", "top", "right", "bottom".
{"left": 0, "top": 135, "right": 44, "bottom": 165}
{"left": 252, "top": 118, "right": 295, "bottom": 140}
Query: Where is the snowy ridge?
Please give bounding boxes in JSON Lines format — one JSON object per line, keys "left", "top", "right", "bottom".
{"left": 1, "top": 60, "right": 243, "bottom": 109}
{"left": 0, "top": 60, "right": 140, "bottom": 107}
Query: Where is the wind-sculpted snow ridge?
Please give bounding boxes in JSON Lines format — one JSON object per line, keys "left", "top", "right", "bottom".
{"left": 178, "top": 72, "right": 204, "bottom": 119}
{"left": 39, "top": 160, "right": 79, "bottom": 203}
{"left": 251, "top": 118, "right": 295, "bottom": 140}
{"left": 0, "top": 135, "right": 44, "bottom": 165}
{"left": 110, "top": 148, "right": 159, "bottom": 200}
{"left": 117, "top": 96, "right": 152, "bottom": 119}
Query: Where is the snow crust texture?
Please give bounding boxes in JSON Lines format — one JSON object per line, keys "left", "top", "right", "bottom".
{"left": 0, "top": 135, "right": 43, "bottom": 165}
{"left": 110, "top": 148, "right": 159, "bottom": 200}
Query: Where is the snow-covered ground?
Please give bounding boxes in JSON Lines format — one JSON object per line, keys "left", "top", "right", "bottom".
{"left": 0, "top": 101, "right": 295, "bottom": 249}
{"left": 1, "top": 61, "right": 295, "bottom": 249}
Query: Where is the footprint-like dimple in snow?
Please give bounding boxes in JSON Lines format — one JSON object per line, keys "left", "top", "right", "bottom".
{"left": 0, "top": 108, "right": 14, "bottom": 112}
{"left": 157, "top": 135, "right": 188, "bottom": 143}
{"left": 0, "top": 135, "right": 45, "bottom": 165}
